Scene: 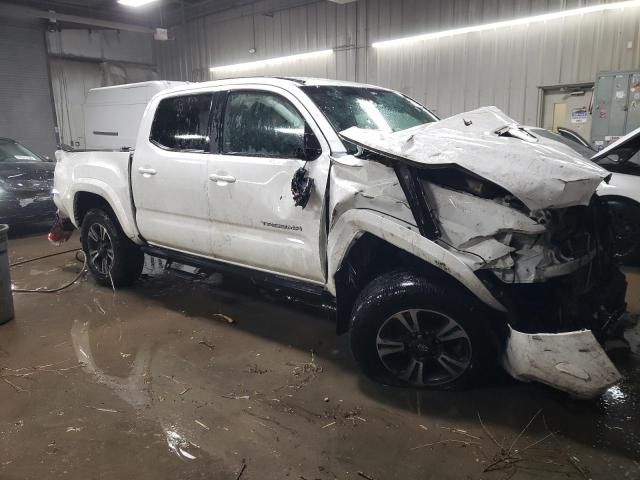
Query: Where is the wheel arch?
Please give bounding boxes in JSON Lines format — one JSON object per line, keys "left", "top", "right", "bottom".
{"left": 327, "top": 210, "right": 506, "bottom": 335}
{"left": 71, "top": 183, "right": 140, "bottom": 242}
{"left": 598, "top": 194, "right": 640, "bottom": 208}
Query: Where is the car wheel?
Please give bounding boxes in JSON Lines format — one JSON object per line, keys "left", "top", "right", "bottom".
{"left": 81, "top": 208, "right": 143, "bottom": 288}
{"left": 607, "top": 198, "right": 640, "bottom": 266}
{"left": 349, "top": 271, "right": 496, "bottom": 390}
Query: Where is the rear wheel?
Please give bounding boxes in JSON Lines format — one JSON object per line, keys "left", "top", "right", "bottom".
{"left": 349, "top": 271, "right": 496, "bottom": 390}
{"left": 81, "top": 208, "right": 143, "bottom": 288}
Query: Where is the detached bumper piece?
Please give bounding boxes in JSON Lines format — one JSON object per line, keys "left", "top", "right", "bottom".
{"left": 503, "top": 327, "right": 622, "bottom": 399}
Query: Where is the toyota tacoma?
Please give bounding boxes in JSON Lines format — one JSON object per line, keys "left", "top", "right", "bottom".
{"left": 53, "top": 77, "right": 628, "bottom": 398}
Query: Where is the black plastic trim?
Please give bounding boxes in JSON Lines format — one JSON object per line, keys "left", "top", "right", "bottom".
{"left": 394, "top": 163, "right": 441, "bottom": 239}
{"left": 141, "top": 245, "right": 329, "bottom": 299}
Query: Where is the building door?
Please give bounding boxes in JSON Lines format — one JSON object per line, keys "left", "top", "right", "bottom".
{"left": 540, "top": 85, "right": 594, "bottom": 142}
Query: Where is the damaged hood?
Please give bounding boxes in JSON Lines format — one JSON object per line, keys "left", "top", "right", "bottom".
{"left": 340, "top": 106, "right": 609, "bottom": 210}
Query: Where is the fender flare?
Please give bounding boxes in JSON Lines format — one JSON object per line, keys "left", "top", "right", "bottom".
{"left": 327, "top": 209, "right": 507, "bottom": 312}
{"left": 70, "top": 180, "right": 141, "bottom": 242}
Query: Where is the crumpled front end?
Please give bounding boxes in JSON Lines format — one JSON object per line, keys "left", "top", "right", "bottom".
{"left": 421, "top": 169, "right": 626, "bottom": 397}
{"left": 336, "top": 106, "right": 627, "bottom": 398}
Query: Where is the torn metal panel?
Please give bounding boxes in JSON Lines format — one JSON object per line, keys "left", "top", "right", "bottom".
{"left": 504, "top": 327, "right": 622, "bottom": 399}
{"left": 329, "top": 156, "right": 415, "bottom": 228}
{"left": 340, "top": 106, "right": 609, "bottom": 210}
{"left": 326, "top": 208, "right": 508, "bottom": 312}
{"left": 426, "top": 183, "right": 545, "bottom": 247}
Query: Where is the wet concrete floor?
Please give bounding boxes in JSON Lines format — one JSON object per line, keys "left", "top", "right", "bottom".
{"left": 1, "top": 228, "right": 639, "bottom": 479}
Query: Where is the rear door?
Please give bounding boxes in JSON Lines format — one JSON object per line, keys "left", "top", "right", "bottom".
{"left": 207, "top": 86, "right": 330, "bottom": 283}
{"left": 132, "top": 92, "right": 215, "bottom": 256}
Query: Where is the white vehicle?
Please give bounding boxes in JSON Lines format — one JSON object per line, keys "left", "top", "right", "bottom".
{"left": 530, "top": 126, "right": 640, "bottom": 265}
{"left": 54, "top": 77, "right": 629, "bottom": 398}
{"left": 84, "top": 81, "right": 187, "bottom": 150}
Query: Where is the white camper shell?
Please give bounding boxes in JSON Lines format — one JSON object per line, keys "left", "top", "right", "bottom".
{"left": 84, "top": 81, "right": 187, "bottom": 150}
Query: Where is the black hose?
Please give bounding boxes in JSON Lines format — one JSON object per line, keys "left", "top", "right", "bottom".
{"left": 10, "top": 249, "right": 87, "bottom": 294}
{"left": 10, "top": 248, "right": 81, "bottom": 267}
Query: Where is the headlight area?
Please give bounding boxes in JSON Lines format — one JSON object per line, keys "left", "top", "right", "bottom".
{"left": 422, "top": 167, "right": 527, "bottom": 211}
{"left": 423, "top": 173, "right": 626, "bottom": 337}
{"left": 475, "top": 209, "right": 627, "bottom": 400}
{"left": 478, "top": 202, "right": 625, "bottom": 337}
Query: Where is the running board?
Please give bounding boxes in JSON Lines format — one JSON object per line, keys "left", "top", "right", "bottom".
{"left": 141, "top": 245, "right": 328, "bottom": 298}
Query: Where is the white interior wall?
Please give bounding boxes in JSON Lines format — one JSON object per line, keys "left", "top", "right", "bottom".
{"left": 156, "top": 0, "right": 640, "bottom": 124}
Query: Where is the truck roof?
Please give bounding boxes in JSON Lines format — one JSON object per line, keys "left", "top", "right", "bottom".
{"left": 157, "top": 76, "right": 392, "bottom": 97}
{"left": 88, "top": 81, "right": 188, "bottom": 93}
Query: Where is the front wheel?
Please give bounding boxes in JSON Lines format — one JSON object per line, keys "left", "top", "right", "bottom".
{"left": 349, "top": 271, "right": 496, "bottom": 390}
{"left": 81, "top": 208, "right": 144, "bottom": 288}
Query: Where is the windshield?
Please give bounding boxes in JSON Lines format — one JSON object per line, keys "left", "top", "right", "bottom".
{"left": 0, "top": 139, "right": 42, "bottom": 163}
{"left": 300, "top": 86, "right": 437, "bottom": 134}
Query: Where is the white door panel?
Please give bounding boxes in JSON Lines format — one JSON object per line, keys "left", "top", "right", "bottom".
{"left": 208, "top": 86, "right": 330, "bottom": 282}
{"left": 133, "top": 146, "right": 212, "bottom": 255}
{"left": 132, "top": 92, "right": 214, "bottom": 256}
{"left": 209, "top": 154, "right": 329, "bottom": 282}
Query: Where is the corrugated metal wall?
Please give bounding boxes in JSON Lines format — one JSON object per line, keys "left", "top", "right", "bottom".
{"left": 156, "top": 0, "right": 640, "bottom": 124}
{"left": 0, "top": 18, "right": 57, "bottom": 157}
{"left": 47, "top": 29, "right": 154, "bottom": 65}
{"left": 46, "top": 29, "right": 158, "bottom": 148}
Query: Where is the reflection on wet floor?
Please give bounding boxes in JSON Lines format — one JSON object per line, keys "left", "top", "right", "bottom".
{"left": 2, "top": 233, "right": 640, "bottom": 479}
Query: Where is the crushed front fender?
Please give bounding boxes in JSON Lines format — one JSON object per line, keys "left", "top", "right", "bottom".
{"left": 503, "top": 327, "right": 622, "bottom": 399}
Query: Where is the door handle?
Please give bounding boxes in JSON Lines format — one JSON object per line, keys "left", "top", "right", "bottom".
{"left": 138, "top": 167, "right": 157, "bottom": 176}
{"left": 209, "top": 174, "right": 236, "bottom": 184}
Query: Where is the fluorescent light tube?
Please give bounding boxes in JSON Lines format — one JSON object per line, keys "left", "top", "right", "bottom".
{"left": 373, "top": 0, "right": 640, "bottom": 48}
{"left": 210, "top": 49, "right": 333, "bottom": 73}
{"left": 118, "top": 0, "right": 158, "bottom": 7}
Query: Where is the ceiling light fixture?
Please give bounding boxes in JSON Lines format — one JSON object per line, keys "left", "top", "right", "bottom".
{"left": 373, "top": 0, "right": 640, "bottom": 48}
{"left": 117, "top": 0, "right": 159, "bottom": 7}
{"left": 209, "top": 49, "right": 333, "bottom": 73}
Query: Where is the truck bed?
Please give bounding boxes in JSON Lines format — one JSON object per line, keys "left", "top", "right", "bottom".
{"left": 53, "top": 149, "right": 140, "bottom": 241}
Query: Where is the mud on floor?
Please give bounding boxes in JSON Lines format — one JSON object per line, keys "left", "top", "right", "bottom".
{"left": 1, "top": 230, "right": 639, "bottom": 480}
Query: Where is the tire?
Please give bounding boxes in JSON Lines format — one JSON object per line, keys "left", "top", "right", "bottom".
{"left": 80, "top": 208, "right": 144, "bottom": 288}
{"left": 606, "top": 198, "right": 640, "bottom": 266}
{"left": 349, "top": 271, "right": 497, "bottom": 390}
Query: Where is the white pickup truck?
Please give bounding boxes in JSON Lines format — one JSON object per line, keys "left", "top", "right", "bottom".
{"left": 54, "top": 77, "right": 628, "bottom": 398}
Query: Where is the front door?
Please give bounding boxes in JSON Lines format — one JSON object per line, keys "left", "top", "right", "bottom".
{"left": 207, "top": 87, "right": 330, "bottom": 283}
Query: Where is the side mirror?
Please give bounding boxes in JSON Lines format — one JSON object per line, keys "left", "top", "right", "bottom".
{"left": 303, "top": 124, "right": 322, "bottom": 161}
{"left": 44, "top": 155, "right": 53, "bottom": 162}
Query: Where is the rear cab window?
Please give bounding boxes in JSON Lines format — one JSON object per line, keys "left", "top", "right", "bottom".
{"left": 149, "top": 94, "right": 214, "bottom": 152}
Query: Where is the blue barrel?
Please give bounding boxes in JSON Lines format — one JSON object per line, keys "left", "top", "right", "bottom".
{"left": 0, "top": 225, "right": 14, "bottom": 324}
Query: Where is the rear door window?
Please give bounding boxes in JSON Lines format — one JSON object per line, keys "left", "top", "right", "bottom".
{"left": 222, "top": 91, "right": 306, "bottom": 158}
{"left": 150, "top": 94, "right": 213, "bottom": 152}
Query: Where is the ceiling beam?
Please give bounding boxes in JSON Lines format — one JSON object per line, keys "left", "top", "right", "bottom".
{"left": 0, "top": 2, "right": 156, "bottom": 34}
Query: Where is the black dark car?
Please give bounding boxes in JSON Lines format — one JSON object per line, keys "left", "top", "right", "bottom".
{"left": 0, "top": 138, "right": 56, "bottom": 226}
